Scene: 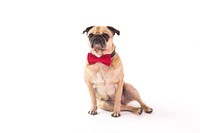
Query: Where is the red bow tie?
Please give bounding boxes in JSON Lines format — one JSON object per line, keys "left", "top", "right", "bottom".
{"left": 87, "top": 53, "right": 111, "bottom": 66}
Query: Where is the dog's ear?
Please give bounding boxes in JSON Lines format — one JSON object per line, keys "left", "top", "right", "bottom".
{"left": 83, "top": 26, "right": 94, "bottom": 35}
{"left": 107, "top": 26, "right": 120, "bottom": 36}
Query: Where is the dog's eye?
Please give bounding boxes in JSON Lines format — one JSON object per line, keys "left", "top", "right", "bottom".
{"left": 102, "top": 33, "right": 109, "bottom": 41}
{"left": 88, "top": 33, "right": 94, "bottom": 38}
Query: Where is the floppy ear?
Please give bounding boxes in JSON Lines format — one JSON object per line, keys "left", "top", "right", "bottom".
{"left": 107, "top": 26, "right": 120, "bottom": 36}
{"left": 83, "top": 26, "right": 94, "bottom": 35}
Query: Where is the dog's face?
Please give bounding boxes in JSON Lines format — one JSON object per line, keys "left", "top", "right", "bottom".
{"left": 83, "top": 26, "right": 120, "bottom": 57}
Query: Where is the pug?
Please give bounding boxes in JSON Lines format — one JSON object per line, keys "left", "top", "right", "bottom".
{"left": 83, "top": 26, "right": 153, "bottom": 117}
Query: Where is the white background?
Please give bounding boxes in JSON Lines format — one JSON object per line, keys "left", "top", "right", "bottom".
{"left": 0, "top": 0, "right": 200, "bottom": 133}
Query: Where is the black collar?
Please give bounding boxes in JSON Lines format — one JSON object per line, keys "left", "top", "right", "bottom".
{"left": 110, "top": 49, "right": 116, "bottom": 58}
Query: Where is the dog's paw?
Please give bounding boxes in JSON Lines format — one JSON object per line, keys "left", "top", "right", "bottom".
{"left": 111, "top": 112, "right": 121, "bottom": 117}
{"left": 137, "top": 108, "right": 143, "bottom": 115}
{"left": 88, "top": 110, "right": 97, "bottom": 115}
{"left": 144, "top": 107, "right": 153, "bottom": 114}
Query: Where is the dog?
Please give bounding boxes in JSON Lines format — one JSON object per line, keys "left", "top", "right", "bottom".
{"left": 83, "top": 26, "right": 153, "bottom": 117}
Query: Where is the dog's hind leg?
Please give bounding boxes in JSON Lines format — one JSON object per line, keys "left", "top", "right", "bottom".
{"left": 120, "top": 104, "right": 143, "bottom": 115}
{"left": 98, "top": 100, "right": 143, "bottom": 115}
{"left": 123, "top": 83, "right": 153, "bottom": 113}
{"left": 98, "top": 100, "right": 114, "bottom": 112}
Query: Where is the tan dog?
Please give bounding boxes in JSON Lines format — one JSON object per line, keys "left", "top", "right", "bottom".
{"left": 83, "top": 26, "right": 153, "bottom": 117}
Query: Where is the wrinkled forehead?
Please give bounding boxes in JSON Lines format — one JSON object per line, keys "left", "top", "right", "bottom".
{"left": 88, "top": 26, "right": 113, "bottom": 37}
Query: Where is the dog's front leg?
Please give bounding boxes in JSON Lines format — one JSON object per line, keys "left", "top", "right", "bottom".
{"left": 111, "top": 80, "right": 123, "bottom": 117}
{"left": 85, "top": 80, "right": 97, "bottom": 115}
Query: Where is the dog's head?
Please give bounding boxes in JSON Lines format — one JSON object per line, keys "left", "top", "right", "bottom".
{"left": 83, "top": 26, "right": 120, "bottom": 57}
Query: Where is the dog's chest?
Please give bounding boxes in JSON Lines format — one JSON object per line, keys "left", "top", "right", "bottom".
{"left": 89, "top": 64, "right": 121, "bottom": 99}
{"left": 93, "top": 70, "right": 116, "bottom": 97}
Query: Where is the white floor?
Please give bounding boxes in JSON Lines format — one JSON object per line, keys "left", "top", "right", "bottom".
{"left": 1, "top": 0, "right": 200, "bottom": 133}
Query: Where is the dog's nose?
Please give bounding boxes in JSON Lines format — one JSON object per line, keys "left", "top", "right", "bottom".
{"left": 93, "top": 38, "right": 102, "bottom": 44}
{"left": 91, "top": 35, "right": 105, "bottom": 48}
